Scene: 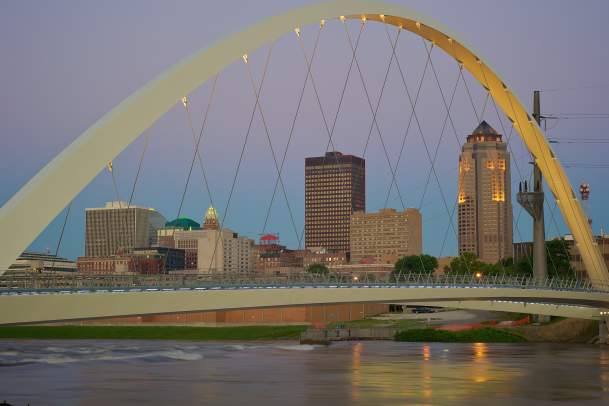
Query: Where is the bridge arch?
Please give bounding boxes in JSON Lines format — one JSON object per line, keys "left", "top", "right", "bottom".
{"left": 0, "top": 0, "right": 606, "bottom": 284}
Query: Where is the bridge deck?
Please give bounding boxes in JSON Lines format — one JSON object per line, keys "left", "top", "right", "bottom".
{"left": 0, "top": 274, "right": 608, "bottom": 325}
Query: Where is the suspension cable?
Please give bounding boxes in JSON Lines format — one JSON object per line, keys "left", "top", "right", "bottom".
{"left": 244, "top": 47, "right": 301, "bottom": 247}
{"left": 505, "top": 90, "right": 573, "bottom": 274}
{"left": 49, "top": 201, "right": 72, "bottom": 272}
{"left": 107, "top": 162, "right": 122, "bottom": 205}
{"left": 298, "top": 20, "right": 366, "bottom": 246}
{"left": 342, "top": 19, "right": 406, "bottom": 209}
{"left": 381, "top": 24, "right": 433, "bottom": 208}
{"left": 181, "top": 75, "right": 220, "bottom": 212}
{"left": 417, "top": 65, "right": 463, "bottom": 209}
{"left": 476, "top": 61, "right": 549, "bottom": 273}
{"left": 175, "top": 75, "right": 219, "bottom": 221}
{"left": 126, "top": 134, "right": 151, "bottom": 208}
{"left": 261, "top": 24, "right": 324, "bottom": 239}
{"left": 207, "top": 45, "right": 275, "bottom": 273}
{"left": 107, "top": 162, "right": 130, "bottom": 251}
{"left": 378, "top": 27, "right": 443, "bottom": 263}
{"left": 326, "top": 21, "right": 365, "bottom": 154}
{"left": 470, "top": 59, "right": 534, "bottom": 271}
{"left": 459, "top": 69, "right": 481, "bottom": 123}
{"left": 429, "top": 50, "right": 506, "bottom": 274}
{"left": 361, "top": 27, "right": 401, "bottom": 159}
{"left": 295, "top": 28, "right": 336, "bottom": 154}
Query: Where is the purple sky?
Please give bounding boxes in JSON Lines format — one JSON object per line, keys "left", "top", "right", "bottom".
{"left": 1, "top": 0, "right": 609, "bottom": 260}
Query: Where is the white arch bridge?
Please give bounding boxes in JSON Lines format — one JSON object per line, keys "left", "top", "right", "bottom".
{"left": 1, "top": 0, "right": 609, "bottom": 337}
{"left": 1, "top": 273, "right": 609, "bottom": 325}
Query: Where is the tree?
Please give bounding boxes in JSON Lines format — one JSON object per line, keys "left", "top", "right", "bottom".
{"left": 545, "top": 239, "right": 575, "bottom": 277}
{"left": 306, "top": 263, "right": 329, "bottom": 275}
{"left": 394, "top": 254, "right": 438, "bottom": 275}
{"left": 447, "top": 252, "right": 483, "bottom": 275}
{"left": 499, "top": 240, "right": 573, "bottom": 278}
{"left": 447, "top": 253, "right": 534, "bottom": 277}
{"left": 497, "top": 256, "right": 533, "bottom": 276}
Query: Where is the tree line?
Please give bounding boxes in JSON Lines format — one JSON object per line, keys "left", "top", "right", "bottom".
{"left": 305, "top": 239, "right": 576, "bottom": 278}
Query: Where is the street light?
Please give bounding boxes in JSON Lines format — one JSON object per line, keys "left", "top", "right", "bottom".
{"left": 475, "top": 272, "right": 482, "bottom": 279}
{"left": 353, "top": 276, "right": 359, "bottom": 282}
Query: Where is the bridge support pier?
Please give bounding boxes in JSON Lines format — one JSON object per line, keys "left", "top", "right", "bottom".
{"left": 599, "top": 316, "right": 609, "bottom": 344}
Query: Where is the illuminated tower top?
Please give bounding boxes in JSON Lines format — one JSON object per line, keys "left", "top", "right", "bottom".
{"left": 466, "top": 120, "right": 503, "bottom": 143}
{"left": 202, "top": 206, "right": 220, "bottom": 230}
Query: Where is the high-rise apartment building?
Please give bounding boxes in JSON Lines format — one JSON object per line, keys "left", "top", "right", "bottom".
{"left": 458, "top": 121, "right": 513, "bottom": 263}
{"left": 85, "top": 201, "right": 166, "bottom": 257}
{"left": 350, "top": 208, "right": 422, "bottom": 264}
{"left": 305, "top": 151, "right": 365, "bottom": 253}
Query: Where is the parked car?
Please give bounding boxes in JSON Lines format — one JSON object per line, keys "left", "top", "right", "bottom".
{"left": 411, "top": 306, "right": 435, "bottom": 314}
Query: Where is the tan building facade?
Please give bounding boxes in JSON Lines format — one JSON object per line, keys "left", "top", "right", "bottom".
{"left": 157, "top": 206, "right": 254, "bottom": 274}
{"left": 85, "top": 201, "right": 166, "bottom": 257}
{"left": 305, "top": 151, "right": 365, "bottom": 253}
{"left": 197, "top": 228, "right": 254, "bottom": 274}
{"left": 458, "top": 121, "right": 513, "bottom": 263}
{"left": 350, "top": 208, "right": 422, "bottom": 264}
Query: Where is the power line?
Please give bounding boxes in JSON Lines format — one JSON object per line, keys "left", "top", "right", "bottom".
{"left": 543, "top": 114, "right": 609, "bottom": 120}
{"left": 562, "top": 162, "right": 609, "bottom": 169}
{"left": 549, "top": 138, "right": 609, "bottom": 144}
{"left": 540, "top": 84, "right": 609, "bottom": 93}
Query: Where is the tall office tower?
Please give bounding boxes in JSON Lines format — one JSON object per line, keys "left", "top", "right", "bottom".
{"left": 458, "top": 121, "right": 513, "bottom": 263}
{"left": 305, "top": 151, "right": 365, "bottom": 253}
{"left": 85, "top": 201, "right": 166, "bottom": 257}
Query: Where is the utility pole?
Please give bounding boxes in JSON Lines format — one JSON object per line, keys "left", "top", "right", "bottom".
{"left": 531, "top": 90, "right": 548, "bottom": 283}
{"left": 517, "top": 90, "right": 548, "bottom": 322}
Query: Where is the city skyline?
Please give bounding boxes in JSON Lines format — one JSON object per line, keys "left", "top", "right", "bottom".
{"left": 2, "top": 1, "right": 609, "bottom": 262}
{"left": 2, "top": 3, "right": 609, "bottom": 402}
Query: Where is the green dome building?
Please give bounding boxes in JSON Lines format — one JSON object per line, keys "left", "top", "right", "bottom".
{"left": 164, "top": 217, "right": 201, "bottom": 231}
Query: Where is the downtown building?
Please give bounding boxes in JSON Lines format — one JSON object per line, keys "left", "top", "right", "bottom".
{"left": 252, "top": 234, "right": 303, "bottom": 275}
{"left": 350, "top": 208, "right": 422, "bottom": 264}
{"left": 84, "top": 201, "right": 166, "bottom": 257}
{"left": 157, "top": 217, "right": 203, "bottom": 269}
{"left": 158, "top": 206, "right": 254, "bottom": 274}
{"left": 77, "top": 246, "right": 185, "bottom": 274}
{"left": 305, "top": 151, "right": 365, "bottom": 254}
{"left": 457, "top": 121, "right": 513, "bottom": 263}
{"left": 4, "top": 251, "right": 77, "bottom": 274}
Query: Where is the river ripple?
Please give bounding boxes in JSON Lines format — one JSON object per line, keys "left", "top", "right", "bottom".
{"left": 0, "top": 340, "right": 608, "bottom": 405}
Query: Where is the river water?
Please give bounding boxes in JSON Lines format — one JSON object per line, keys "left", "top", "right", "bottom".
{"left": 1, "top": 340, "right": 608, "bottom": 405}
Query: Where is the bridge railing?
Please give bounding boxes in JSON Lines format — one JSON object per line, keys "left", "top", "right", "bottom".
{"left": 0, "top": 271, "right": 608, "bottom": 293}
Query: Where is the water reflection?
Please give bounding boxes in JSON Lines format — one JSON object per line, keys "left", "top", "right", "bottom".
{"left": 347, "top": 342, "right": 524, "bottom": 404}
{"left": 600, "top": 349, "right": 609, "bottom": 393}
{"left": 350, "top": 342, "right": 362, "bottom": 402}
{"left": 1, "top": 340, "right": 609, "bottom": 405}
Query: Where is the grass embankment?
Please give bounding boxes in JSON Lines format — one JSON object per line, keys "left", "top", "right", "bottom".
{"left": 515, "top": 318, "right": 599, "bottom": 343}
{"left": 395, "top": 327, "right": 527, "bottom": 343}
{"left": 0, "top": 325, "right": 308, "bottom": 341}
